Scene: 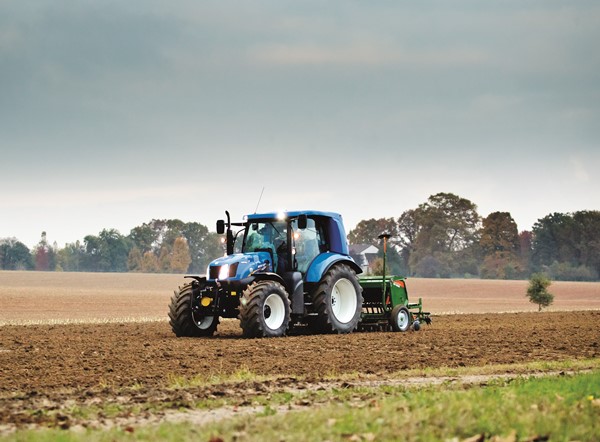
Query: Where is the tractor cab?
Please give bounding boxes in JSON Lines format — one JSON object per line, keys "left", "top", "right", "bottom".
{"left": 238, "top": 215, "right": 324, "bottom": 276}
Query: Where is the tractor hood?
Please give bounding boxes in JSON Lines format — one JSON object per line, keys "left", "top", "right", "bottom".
{"left": 207, "top": 252, "right": 273, "bottom": 281}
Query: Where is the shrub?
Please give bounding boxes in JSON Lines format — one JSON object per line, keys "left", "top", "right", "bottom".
{"left": 526, "top": 273, "right": 554, "bottom": 311}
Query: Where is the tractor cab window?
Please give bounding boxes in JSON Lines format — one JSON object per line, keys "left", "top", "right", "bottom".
{"left": 293, "top": 217, "right": 326, "bottom": 274}
{"left": 232, "top": 229, "right": 245, "bottom": 254}
{"left": 243, "top": 221, "right": 288, "bottom": 272}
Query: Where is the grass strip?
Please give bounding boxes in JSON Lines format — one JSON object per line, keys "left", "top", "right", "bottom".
{"left": 5, "top": 369, "right": 599, "bottom": 442}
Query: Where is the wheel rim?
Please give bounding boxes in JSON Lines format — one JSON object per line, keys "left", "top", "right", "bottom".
{"left": 331, "top": 278, "right": 357, "bottom": 324}
{"left": 264, "top": 293, "right": 285, "bottom": 330}
{"left": 193, "top": 313, "right": 214, "bottom": 330}
{"left": 396, "top": 309, "right": 409, "bottom": 330}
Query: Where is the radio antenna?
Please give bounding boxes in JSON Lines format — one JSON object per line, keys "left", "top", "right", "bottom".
{"left": 254, "top": 186, "right": 265, "bottom": 214}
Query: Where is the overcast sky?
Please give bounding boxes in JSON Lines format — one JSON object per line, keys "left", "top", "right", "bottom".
{"left": 1, "top": 0, "right": 599, "bottom": 249}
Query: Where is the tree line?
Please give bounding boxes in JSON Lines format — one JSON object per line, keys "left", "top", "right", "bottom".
{"left": 1, "top": 192, "right": 598, "bottom": 280}
{"left": 0, "top": 220, "right": 222, "bottom": 274}
{"left": 347, "top": 192, "right": 600, "bottom": 281}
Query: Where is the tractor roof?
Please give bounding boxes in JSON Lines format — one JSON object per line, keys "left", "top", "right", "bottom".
{"left": 246, "top": 210, "right": 343, "bottom": 221}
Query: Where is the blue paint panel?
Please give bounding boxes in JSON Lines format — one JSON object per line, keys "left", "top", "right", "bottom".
{"left": 327, "top": 216, "right": 349, "bottom": 255}
{"left": 306, "top": 252, "right": 355, "bottom": 283}
{"left": 208, "top": 252, "right": 271, "bottom": 280}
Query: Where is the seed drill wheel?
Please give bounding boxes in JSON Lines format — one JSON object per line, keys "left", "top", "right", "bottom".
{"left": 239, "top": 280, "right": 291, "bottom": 338}
{"left": 390, "top": 305, "right": 411, "bottom": 332}
{"left": 311, "top": 264, "right": 363, "bottom": 334}
{"left": 169, "top": 283, "right": 219, "bottom": 337}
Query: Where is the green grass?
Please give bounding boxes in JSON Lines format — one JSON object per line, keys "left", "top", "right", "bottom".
{"left": 4, "top": 370, "right": 599, "bottom": 442}
{"left": 166, "top": 365, "right": 266, "bottom": 390}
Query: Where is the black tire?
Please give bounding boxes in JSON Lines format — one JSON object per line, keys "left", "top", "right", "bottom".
{"left": 390, "top": 305, "right": 411, "bottom": 332}
{"left": 168, "top": 282, "right": 219, "bottom": 337}
{"left": 239, "top": 280, "right": 291, "bottom": 338}
{"left": 311, "top": 264, "right": 363, "bottom": 334}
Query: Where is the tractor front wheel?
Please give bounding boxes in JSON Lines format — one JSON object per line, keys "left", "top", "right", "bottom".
{"left": 239, "top": 280, "right": 291, "bottom": 338}
{"left": 311, "top": 264, "right": 363, "bottom": 334}
{"left": 390, "top": 305, "right": 411, "bottom": 332}
{"left": 169, "top": 283, "right": 219, "bottom": 337}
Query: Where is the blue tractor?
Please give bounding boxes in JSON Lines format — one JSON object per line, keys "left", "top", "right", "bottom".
{"left": 168, "top": 210, "right": 364, "bottom": 338}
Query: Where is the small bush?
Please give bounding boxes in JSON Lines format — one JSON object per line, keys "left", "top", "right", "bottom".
{"left": 526, "top": 273, "right": 554, "bottom": 311}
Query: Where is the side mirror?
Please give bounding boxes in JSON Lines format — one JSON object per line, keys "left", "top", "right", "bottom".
{"left": 298, "top": 214, "right": 308, "bottom": 230}
{"left": 216, "top": 220, "right": 225, "bottom": 234}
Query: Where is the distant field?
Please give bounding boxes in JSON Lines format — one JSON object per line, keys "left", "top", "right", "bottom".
{"left": 408, "top": 277, "right": 600, "bottom": 314}
{"left": 0, "top": 270, "right": 598, "bottom": 324}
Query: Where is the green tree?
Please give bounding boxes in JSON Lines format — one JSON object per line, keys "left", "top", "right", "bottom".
{"left": 83, "top": 229, "right": 131, "bottom": 272}
{"left": 526, "top": 273, "right": 554, "bottom": 311}
{"left": 56, "top": 241, "right": 85, "bottom": 272}
{"left": 347, "top": 218, "right": 399, "bottom": 247}
{"left": 0, "top": 238, "right": 33, "bottom": 270}
{"left": 348, "top": 218, "right": 406, "bottom": 275}
{"left": 571, "top": 211, "right": 600, "bottom": 277}
{"left": 531, "top": 212, "right": 573, "bottom": 270}
{"left": 396, "top": 209, "right": 420, "bottom": 275}
{"left": 129, "top": 223, "right": 159, "bottom": 254}
{"left": 531, "top": 211, "right": 600, "bottom": 280}
{"left": 411, "top": 192, "right": 481, "bottom": 277}
{"left": 181, "top": 221, "right": 222, "bottom": 273}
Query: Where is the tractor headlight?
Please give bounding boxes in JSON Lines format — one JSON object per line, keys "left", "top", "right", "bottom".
{"left": 218, "top": 264, "right": 230, "bottom": 280}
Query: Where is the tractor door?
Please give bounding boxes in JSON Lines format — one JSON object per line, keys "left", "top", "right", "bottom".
{"left": 292, "top": 217, "right": 326, "bottom": 274}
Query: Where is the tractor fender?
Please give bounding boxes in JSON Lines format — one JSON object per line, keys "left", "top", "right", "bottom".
{"left": 251, "top": 272, "right": 286, "bottom": 287}
{"left": 184, "top": 275, "right": 207, "bottom": 283}
{"left": 305, "top": 253, "right": 362, "bottom": 283}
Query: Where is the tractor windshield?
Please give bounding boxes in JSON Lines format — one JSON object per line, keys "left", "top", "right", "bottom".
{"left": 243, "top": 221, "right": 288, "bottom": 271}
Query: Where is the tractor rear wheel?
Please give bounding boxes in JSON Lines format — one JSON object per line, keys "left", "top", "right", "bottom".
{"left": 169, "top": 282, "right": 219, "bottom": 337}
{"left": 311, "top": 264, "right": 363, "bottom": 334}
{"left": 239, "top": 280, "right": 291, "bottom": 338}
{"left": 390, "top": 305, "right": 411, "bottom": 332}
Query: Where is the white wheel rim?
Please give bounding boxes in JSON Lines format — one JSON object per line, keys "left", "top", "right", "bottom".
{"left": 264, "top": 293, "right": 285, "bottom": 330}
{"left": 331, "top": 278, "right": 357, "bottom": 324}
{"left": 396, "top": 310, "right": 409, "bottom": 330}
{"left": 195, "top": 315, "right": 214, "bottom": 330}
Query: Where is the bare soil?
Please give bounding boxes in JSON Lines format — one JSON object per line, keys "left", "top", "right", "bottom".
{"left": 1, "top": 271, "right": 599, "bottom": 432}
{"left": 1, "top": 311, "right": 598, "bottom": 430}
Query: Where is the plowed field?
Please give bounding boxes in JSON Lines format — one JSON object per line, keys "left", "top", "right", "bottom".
{"left": 1, "top": 271, "right": 599, "bottom": 433}
{"left": 1, "top": 312, "right": 599, "bottom": 429}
